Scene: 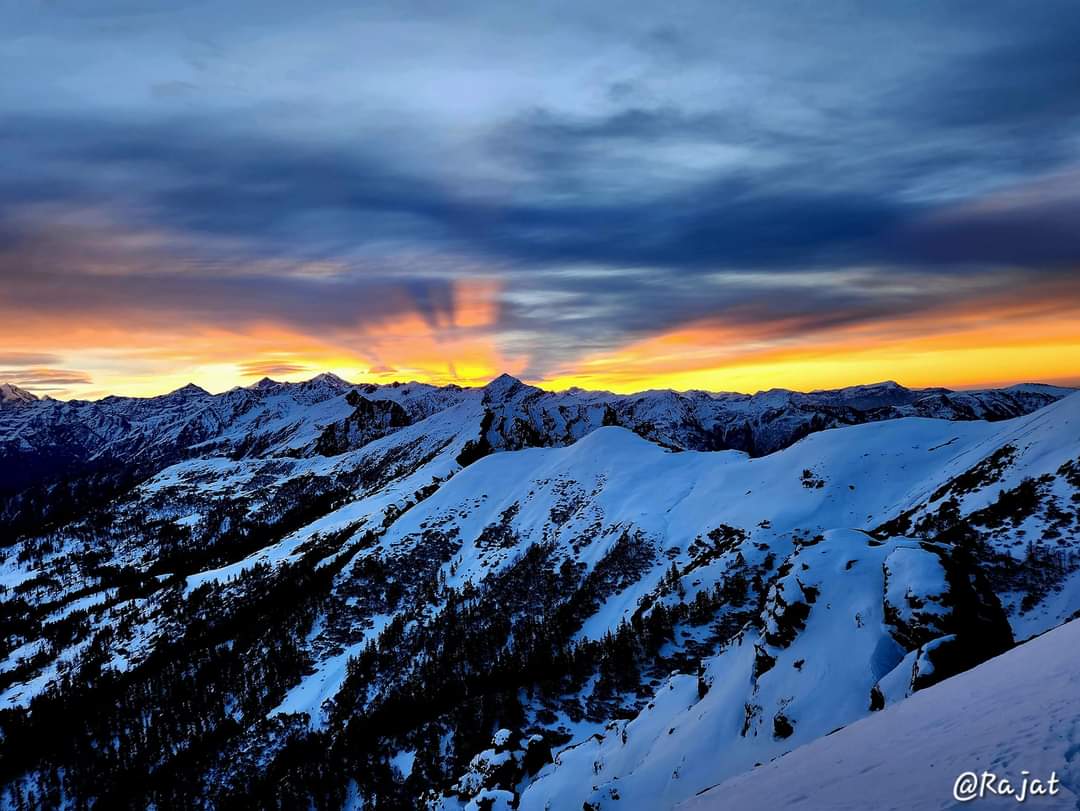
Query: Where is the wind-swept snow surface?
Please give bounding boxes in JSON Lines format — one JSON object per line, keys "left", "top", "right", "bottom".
{"left": 681, "top": 617, "right": 1080, "bottom": 811}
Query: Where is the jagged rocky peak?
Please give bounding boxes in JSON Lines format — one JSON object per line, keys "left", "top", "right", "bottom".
{"left": 249, "top": 376, "right": 282, "bottom": 391}
{"left": 0, "top": 382, "right": 38, "bottom": 404}
{"left": 306, "top": 371, "right": 352, "bottom": 388}
{"left": 315, "top": 392, "right": 413, "bottom": 456}
{"left": 482, "top": 372, "right": 531, "bottom": 401}
{"left": 239, "top": 372, "right": 354, "bottom": 400}
{"left": 292, "top": 371, "right": 356, "bottom": 402}
{"left": 167, "top": 383, "right": 210, "bottom": 398}
{"left": 814, "top": 380, "right": 917, "bottom": 408}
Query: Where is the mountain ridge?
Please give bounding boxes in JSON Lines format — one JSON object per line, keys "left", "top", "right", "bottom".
{"left": 2, "top": 373, "right": 1070, "bottom": 534}
{"left": 4, "top": 370, "right": 1074, "bottom": 404}
{"left": 1, "top": 378, "right": 1077, "bottom": 809}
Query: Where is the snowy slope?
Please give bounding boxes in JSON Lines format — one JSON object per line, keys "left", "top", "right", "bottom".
{"left": 681, "top": 617, "right": 1080, "bottom": 811}
{"left": 430, "top": 395, "right": 1078, "bottom": 809}
{"left": 1, "top": 379, "right": 1077, "bottom": 809}
{"left": 1, "top": 375, "right": 1067, "bottom": 508}
{"left": 516, "top": 530, "right": 1003, "bottom": 811}
{"left": 270, "top": 412, "right": 986, "bottom": 739}
{"left": 0, "top": 384, "right": 36, "bottom": 405}
{"left": 373, "top": 395, "right": 1080, "bottom": 643}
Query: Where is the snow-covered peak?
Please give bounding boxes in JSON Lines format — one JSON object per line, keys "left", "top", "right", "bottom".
{"left": 248, "top": 376, "right": 282, "bottom": 391}
{"left": 830, "top": 379, "right": 904, "bottom": 392}
{"left": 167, "top": 383, "right": 210, "bottom": 398}
{"left": 794, "top": 380, "right": 925, "bottom": 411}
{"left": 307, "top": 372, "right": 352, "bottom": 387}
{"left": 482, "top": 372, "right": 530, "bottom": 401}
{"left": 1001, "top": 381, "right": 1077, "bottom": 397}
{"left": 0, "top": 382, "right": 37, "bottom": 404}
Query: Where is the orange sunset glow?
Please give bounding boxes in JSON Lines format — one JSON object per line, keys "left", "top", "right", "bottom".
{"left": 541, "top": 286, "right": 1080, "bottom": 393}
{"left": 4, "top": 277, "right": 1078, "bottom": 398}
{"left": 3, "top": 2, "right": 1080, "bottom": 400}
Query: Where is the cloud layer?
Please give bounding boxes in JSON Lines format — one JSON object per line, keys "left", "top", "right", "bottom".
{"left": 2, "top": 1, "right": 1079, "bottom": 395}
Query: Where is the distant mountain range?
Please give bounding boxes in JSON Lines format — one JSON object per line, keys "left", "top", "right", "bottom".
{"left": 2, "top": 373, "right": 1069, "bottom": 522}
{"left": 1, "top": 374, "right": 1077, "bottom": 808}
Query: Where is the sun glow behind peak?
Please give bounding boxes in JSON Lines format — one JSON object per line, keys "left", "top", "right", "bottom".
{"left": 4, "top": 289, "right": 1078, "bottom": 399}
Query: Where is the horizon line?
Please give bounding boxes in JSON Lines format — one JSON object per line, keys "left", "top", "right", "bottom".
{"left": 4, "top": 371, "right": 1078, "bottom": 405}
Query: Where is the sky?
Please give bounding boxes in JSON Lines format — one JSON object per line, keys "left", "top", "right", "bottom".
{"left": 2, "top": 0, "right": 1079, "bottom": 398}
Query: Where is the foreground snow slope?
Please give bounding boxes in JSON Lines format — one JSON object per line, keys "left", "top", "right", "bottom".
{"left": 681, "top": 617, "right": 1080, "bottom": 811}
{"left": 504, "top": 394, "right": 1080, "bottom": 810}
{"left": 515, "top": 528, "right": 1007, "bottom": 811}
{"left": 2, "top": 382, "right": 1077, "bottom": 808}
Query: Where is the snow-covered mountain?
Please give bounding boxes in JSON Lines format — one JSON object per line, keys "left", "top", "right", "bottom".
{"left": 0, "top": 374, "right": 1077, "bottom": 809}
{"left": 0, "top": 383, "right": 36, "bottom": 405}
{"left": 0, "top": 373, "right": 1067, "bottom": 529}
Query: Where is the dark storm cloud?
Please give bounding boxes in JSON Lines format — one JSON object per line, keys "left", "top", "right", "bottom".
{"left": 0, "top": 116, "right": 461, "bottom": 257}
{"left": 0, "top": 208, "right": 462, "bottom": 333}
{"left": 3, "top": 0, "right": 1080, "bottom": 372}
{"left": 7, "top": 109, "right": 1074, "bottom": 276}
{"left": 900, "top": 19, "right": 1080, "bottom": 131}
{"left": 479, "top": 181, "right": 910, "bottom": 270}
{"left": 0, "top": 113, "right": 906, "bottom": 295}
{"left": 0, "top": 257, "right": 459, "bottom": 336}
{"left": 890, "top": 191, "right": 1080, "bottom": 269}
